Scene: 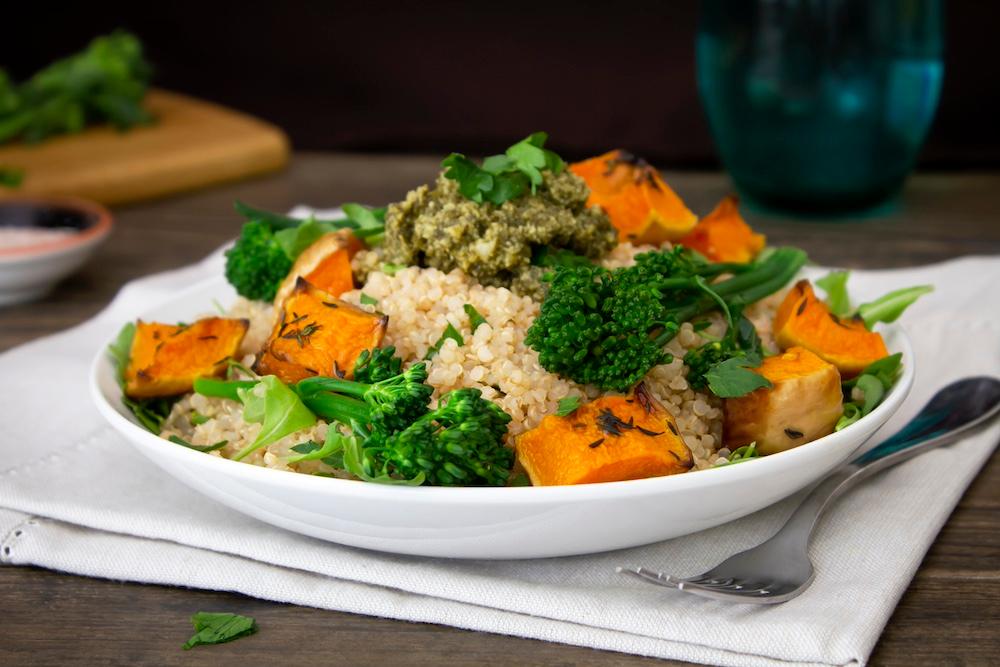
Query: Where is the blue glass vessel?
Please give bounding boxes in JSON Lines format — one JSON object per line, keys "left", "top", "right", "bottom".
{"left": 697, "top": 0, "right": 944, "bottom": 213}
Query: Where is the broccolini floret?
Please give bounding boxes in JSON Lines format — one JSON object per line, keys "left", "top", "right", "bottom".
{"left": 525, "top": 247, "right": 807, "bottom": 392}
{"left": 223, "top": 220, "right": 293, "bottom": 301}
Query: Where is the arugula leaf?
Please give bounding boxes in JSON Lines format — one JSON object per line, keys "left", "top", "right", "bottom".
{"left": 341, "top": 203, "right": 386, "bottom": 231}
{"left": 716, "top": 442, "right": 760, "bottom": 466}
{"left": 168, "top": 435, "right": 228, "bottom": 453}
{"left": 0, "top": 166, "right": 23, "bottom": 188}
{"left": 463, "top": 304, "right": 488, "bottom": 332}
{"left": 704, "top": 353, "right": 772, "bottom": 398}
{"left": 835, "top": 403, "right": 862, "bottom": 431}
{"left": 845, "top": 353, "right": 903, "bottom": 391}
{"left": 360, "top": 293, "right": 378, "bottom": 306}
{"left": 816, "top": 270, "right": 851, "bottom": 317}
{"left": 556, "top": 395, "right": 581, "bottom": 417}
{"left": 273, "top": 216, "right": 332, "bottom": 260}
{"left": 182, "top": 612, "right": 257, "bottom": 650}
{"left": 856, "top": 285, "right": 933, "bottom": 329}
{"left": 234, "top": 376, "right": 317, "bottom": 460}
{"left": 424, "top": 322, "right": 465, "bottom": 360}
{"left": 855, "top": 374, "right": 885, "bottom": 416}
{"left": 286, "top": 429, "right": 350, "bottom": 464}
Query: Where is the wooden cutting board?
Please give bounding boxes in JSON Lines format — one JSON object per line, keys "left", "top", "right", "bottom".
{"left": 0, "top": 89, "right": 290, "bottom": 206}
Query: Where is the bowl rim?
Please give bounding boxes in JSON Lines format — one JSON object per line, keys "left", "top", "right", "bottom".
{"left": 89, "top": 311, "right": 915, "bottom": 504}
{"left": 0, "top": 195, "right": 113, "bottom": 261}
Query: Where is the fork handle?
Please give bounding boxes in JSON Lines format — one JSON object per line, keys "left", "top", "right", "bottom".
{"left": 771, "top": 377, "right": 1000, "bottom": 548}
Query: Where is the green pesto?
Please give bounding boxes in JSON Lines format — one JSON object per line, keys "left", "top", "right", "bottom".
{"left": 382, "top": 170, "right": 616, "bottom": 295}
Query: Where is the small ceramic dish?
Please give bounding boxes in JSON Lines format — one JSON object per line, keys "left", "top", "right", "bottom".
{"left": 0, "top": 196, "right": 113, "bottom": 306}
{"left": 90, "top": 275, "right": 915, "bottom": 559}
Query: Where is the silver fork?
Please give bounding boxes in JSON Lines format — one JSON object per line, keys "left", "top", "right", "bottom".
{"left": 619, "top": 376, "right": 1000, "bottom": 604}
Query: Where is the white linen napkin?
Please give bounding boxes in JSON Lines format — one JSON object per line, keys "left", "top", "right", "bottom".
{"left": 1, "top": 248, "right": 998, "bottom": 667}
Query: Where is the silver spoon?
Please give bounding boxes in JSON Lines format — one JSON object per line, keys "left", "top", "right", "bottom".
{"left": 620, "top": 376, "right": 1000, "bottom": 603}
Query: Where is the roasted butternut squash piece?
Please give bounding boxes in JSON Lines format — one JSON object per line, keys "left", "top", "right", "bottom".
{"left": 125, "top": 318, "right": 249, "bottom": 399}
{"left": 774, "top": 280, "right": 889, "bottom": 377}
{"left": 254, "top": 277, "right": 388, "bottom": 383}
{"left": 515, "top": 392, "right": 693, "bottom": 486}
{"left": 677, "top": 195, "right": 765, "bottom": 263}
{"left": 274, "top": 230, "right": 364, "bottom": 305}
{"left": 724, "top": 346, "right": 842, "bottom": 455}
{"left": 570, "top": 150, "right": 697, "bottom": 244}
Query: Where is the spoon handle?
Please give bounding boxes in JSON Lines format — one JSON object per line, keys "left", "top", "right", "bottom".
{"left": 773, "top": 377, "right": 1000, "bottom": 544}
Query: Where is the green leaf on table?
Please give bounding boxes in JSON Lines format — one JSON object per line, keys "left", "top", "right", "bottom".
{"left": 182, "top": 612, "right": 257, "bottom": 650}
{"left": 816, "top": 270, "right": 852, "bottom": 317}
{"left": 704, "top": 353, "right": 772, "bottom": 398}
{"left": 856, "top": 285, "right": 933, "bottom": 329}
{"left": 234, "top": 376, "right": 317, "bottom": 460}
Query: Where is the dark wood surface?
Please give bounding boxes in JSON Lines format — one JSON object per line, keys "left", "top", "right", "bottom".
{"left": 1, "top": 154, "right": 998, "bottom": 666}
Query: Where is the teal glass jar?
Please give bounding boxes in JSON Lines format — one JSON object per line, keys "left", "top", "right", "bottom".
{"left": 697, "top": 0, "right": 944, "bottom": 213}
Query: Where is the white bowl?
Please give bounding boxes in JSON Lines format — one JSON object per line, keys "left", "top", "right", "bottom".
{"left": 90, "top": 276, "right": 914, "bottom": 559}
{"left": 0, "top": 196, "right": 113, "bottom": 306}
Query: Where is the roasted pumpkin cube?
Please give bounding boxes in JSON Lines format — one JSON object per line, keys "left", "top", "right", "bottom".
{"left": 570, "top": 150, "right": 697, "bottom": 245}
{"left": 125, "top": 317, "right": 249, "bottom": 399}
{"left": 274, "top": 229, "right": 364, "bottom": 305}
{"left": 254, "top": 277, "right": 387, "bottom": 383}
{"left": 677, "top": 195, "right": 765, "bottom": 263}
{"left": 774, "top": 280, "right": 889, "bottom": 377}
{"left": 515, "top": 393, "right": 693, "bottom": 486}
{"left": 724, "top": 346, "right": 843, "bottom": 455}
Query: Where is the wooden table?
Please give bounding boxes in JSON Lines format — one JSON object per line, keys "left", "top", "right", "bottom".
{"left": 2, "top": 154, "right": 998, "bottom": 666}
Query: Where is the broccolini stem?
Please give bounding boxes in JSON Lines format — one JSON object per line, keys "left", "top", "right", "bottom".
{"left": 193, "top": 377, "right": 258, "bottom": 402}
{"left": 296, "top": 376, "right": 370, "bottom": 400}
{"left": 300, "top": 391, "right": 371, "bottom": 426}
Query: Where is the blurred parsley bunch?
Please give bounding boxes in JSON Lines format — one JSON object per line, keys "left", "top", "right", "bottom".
{"left": 0, "top": 30, "right": 152, "bottom": 145}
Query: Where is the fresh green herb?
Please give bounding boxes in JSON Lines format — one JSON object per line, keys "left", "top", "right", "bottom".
{"left": 704, "top": 353, "right": 771, "bottom": 398}
{"left": 556, "top": 396, "right": 582, "bottom": 417}
{"left": 286, "top": 429, "right": 352, "bottom": 465}
{"left": 182, "top": 612, "right": 257, "bottom": 650}
{"left": 233, "top": 376, "right": 317, "bottom": 460}
{"left": 857, "top": 285, "right": 933, "bottom": 329}
{"left": 508, "top": 471, "right": 532, "bottom": 486}
{"left": 380, "top": 262, "right": 406, "bottom": 276}
{"left": 526, "top": 246, "right": 806, "bottom": 392}
{"left": 290, "top": 441, "right": 321, "bottom": 455}
{"left": 106, "top": 322, "right": 178, "bottom": 433}
{"left": 189, "top": 412, "right": 210, "bottom": 426}
{"left": 716, "top": 442, "right": 760, "bottom": 466}
{"left": 0, "top": 31, "right": 152, "bottom": 146}
{"left": 849, "top": 352, "right": 903, "bottom": 390}
{"left": 442, "top": 132, "right": 565, "bottom": 206}
{"left": 463, "top": 304, "right": 488, "bottom": 332}
{"left": 855, "top": 374, "right": 885, "bottom": 416}
{"left": 815, "top": 270, "right": 851, "bottom": 317}
{"left": 0, "top": 166, "right": 24, "bottom": 188}
{"left": 836, "top": 403, "right": 862, "bottom": 431}
{"left": 360, "top": 293, "right": 378, "bottom": 306}
{"left": 168, "top": 435, "right": 228, "bottom": 453}
{"left": 341, "top": 203, "right": 387, "bottom": 244}
{"left": 424, "top": 322, "right": 465, "bottom": 360}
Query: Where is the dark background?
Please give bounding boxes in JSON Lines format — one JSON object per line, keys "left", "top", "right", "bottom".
{"left": 7, "top": 1, "right": 999, "bottom": 167}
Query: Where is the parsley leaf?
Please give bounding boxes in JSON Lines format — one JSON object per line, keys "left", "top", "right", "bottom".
{"left": 441, "top": 132, "right": 565, "bottom": 206}
{"left": 182, "top": 612, "right": 257, "bottom": 650}
{"left": 424, "top": 322, "right": 465, "bottom": 360}
{"left": 704, "top": 352, "right": 772, "bottom": 398}
{"left": 556, "top": 396, "right": 581, "bottom": 417}
{"left": 463, "top": 304, "right": 488, "bottom": 332}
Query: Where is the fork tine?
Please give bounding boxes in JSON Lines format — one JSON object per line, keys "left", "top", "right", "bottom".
{"left": 616, "top": 567, "right": 681, "bottom": 589}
